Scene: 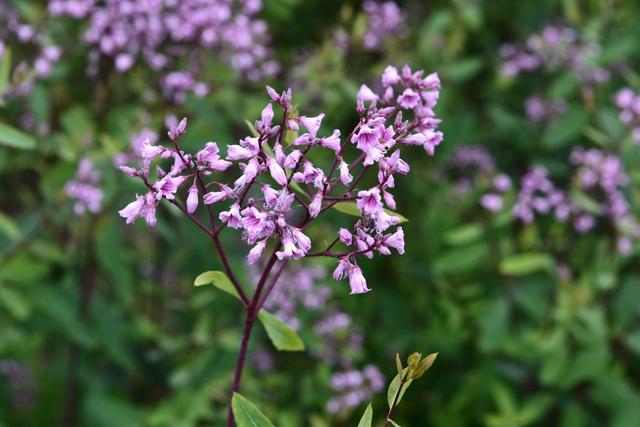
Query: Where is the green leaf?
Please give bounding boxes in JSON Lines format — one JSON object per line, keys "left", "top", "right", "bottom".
{"left": 499, "top": 253, "right": 554, "bottom": 276}
{"left": 257, "top": 310, "right": 305, "bottom": 351}
{"left": 387, "top": 369, "right": 413, "bottom": 409}
{"left": 195, "top": 271, "right": 304, "bottom": 351}
{"left": 0, "top": 122, "right": 36, "bottom": 150}
{"left": 388, "top": 420, "right": 402, "bottom": 427}
{"left": 357, "top": 403, "right": 373, "bottom": 427}
{"left": 194, "top": 270, "right": 239, "bottom": 299}
{"left": 0, "top": 48, "right": 11, "bottom": 101}
{"left": 0, "top": 285, "right": 30, "bottom": 320}
{"left": 542, "top": 109, "right": 588, "bottom": 149}
{"left": 332, "top": 202, "right": 408, "bottom": 223}
{"left": 570, "top": 190, "right": 602, "bottom": 215}
{"left": 445, "top": 223, "right": 483, "bottom": 246}
{"left": 231, "top": 393, "right": 275, "bottom": 427}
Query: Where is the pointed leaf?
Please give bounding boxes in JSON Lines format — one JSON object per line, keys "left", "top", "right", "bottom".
{"left": 0, "top": 122, "right": 36, "bottom": 149}
{"left": 499, "top": 253, "right": 554, "bottom": 276}
{"left": 231, "top": 393, "right": 275, "bottom": 427}
{"left": 194, "top": 271, "right": 239, "bottom": 299}
{"left": 388, "top": 420, "right": 402, "bottom": 427}
{"left": 357, "top": 403, "right": 373, "bottom": 427}
{"left": 387, "top": 369, "right": 413, "bottom": 409}
{"left": 257, "top": 310, "right": 305, "bottom": 351}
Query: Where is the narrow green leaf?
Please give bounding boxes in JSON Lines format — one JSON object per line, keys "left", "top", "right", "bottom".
{"left": 445, "top": 223, "right": 483, "bottom": 246}
{"left": 257, "top": 310, "right": 305, "bottom": 351}
{"left": 0, "top": 122, "right": 36, "bottom": 149}
{"left": 332, "top": 201, "right": 408, "bottom": 223}
{"left": 231, "top": 393, "right": 275, "bottom": 427}
{"left": 388, "top": 420, "right": 402, "bottom": 427}
{"left": 0, "top": 286, "right": 30, "bottom": 320}
{"left": 499, "top": 253, "right": 554, "bottom": 276}
{"left": 0, "top": 48, "right": 11, "bottom": 101}
{"left": 193, "top": 270, "right": 239, "bottom": 299}
{"left": 357, "top": 403, "right": 373, "bottom": 427}
{"left": 387, "top": 369, "right": 413, "bottom": 409}
{"left": 244, "top": 119, "right": 259, "bottom": 137}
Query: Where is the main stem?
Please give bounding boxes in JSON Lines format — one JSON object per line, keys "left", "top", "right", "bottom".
{"left": 226, "top": 305, "right": 257, "bottom": 427}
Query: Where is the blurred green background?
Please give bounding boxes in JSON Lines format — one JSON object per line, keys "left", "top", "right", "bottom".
{"left": 1, "top": 0, "right": 640, "bottom": 426}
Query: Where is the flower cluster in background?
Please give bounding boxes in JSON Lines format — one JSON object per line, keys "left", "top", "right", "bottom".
{"left": 444, "top": 144, "right": 512, "bottom": 212}
{"left": 118, "top": 64, "right": 443, "bottom": 294}
{"left": 0, "top": 2, "right": 61, "bottom": 99}
{"left": 326, "top": 364, "right": 384, "bottom": 413}
{"left": 248, "top": 263, "right": 384, "bottom": 414}
{"left": 361, "top": 0, "right": 406, "bottom": 51}
{"left": 49, "top": 0, "right": 279, "bottom": 102}
{"left": 524, "top": 95, "right": 567, "bottom": 123}
{"left": 504, "top": 147, "right": 639, "bottom": 253}
{"left": 0, "top": 360, "right": 35, "bottom": 411}
{"left": 64, "top": 158, "right": 104, "bottom": 215}
{"left": 614, "top": 87, "right": 640, "bottom": 143}
{"left": 500, "top": 24, "right": 609, "bottom": 85}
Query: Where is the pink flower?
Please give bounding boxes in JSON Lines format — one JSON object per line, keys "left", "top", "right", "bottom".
{"left": 186, "top": 182, "right": 199, "bottom": 214}
{"left": 167, "top": 117, "right": 187, "bottom": 141}
{"left": 381, "top": 65, "right": 401, "bottom": 87}
{"left": 357, "top": 84, "right": 379, "bottom": 104}
{"left": 348, "top": 264, "right": 370, "bottom": 294}
{"left": 357, "top": 188, "right": 383, "bottom": 215}
{"left": 267, "top": 157, "right": 288, "bottom": 186}
{"left": 196, "top": 142, "right": 232, "bottom": 171}
{"left": 153, "top": 175, "right": 186, "bottom": 200}
{"left": 397, "top": 88, "right": 420, "bottom": 109}
{"left": 339, "top": 160, "right": 353, "bottom": 185}
{"left": 352, "top": 123, "right": 385, "bottom": 165}
{"left": 320, "top": 130, "right": 341, "bottom": 153}
{"left": 480, "top": 194, "right": 503, "bottom": 212}
{"left": 118, "top": 192, "right": 157, "bottom": 227}
{"left": 219, "top": 203, "right": 242, "bottom": 228}
{"left": 241, "top": 207, "right": 274, "bottom": 242}
{"left": 299, "top": 114, "right": 325, "bottom": 137}
{"left": 339, "top": 228, "right": 352, "bottom": 245}
{"left": 247, "top": 240, "right": 267, "bottom": 264}
{"left": 309, "top": 192, "right": 323, "bottom": 218}
{"left": 119, "top": 195, "right": 145, "bottom": 224}
{"left": 383, "top": 227, "right": 405, "bottom": 254}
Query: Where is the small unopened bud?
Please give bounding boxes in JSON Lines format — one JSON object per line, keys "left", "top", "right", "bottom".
{"left": 407, "top": 352, "right": 421, "bottom": 370}
{"left": 410, "top": 352, "right": 438, "bottom": 379}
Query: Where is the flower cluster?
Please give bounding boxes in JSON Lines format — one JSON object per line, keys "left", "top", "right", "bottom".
{"left": 49, "top": 0, "right": 278, "bottom": 101}
{"left": 0, "top": 2, "right": 61, "bottom": 99}
{"left": 326, "top": 364, "right": 385, "bottom": 413}
{"left": 361, "top": 0, "right": 406, "bottom": 51}
{"left": 118, "top": 64, "right": 443, "bottom": 294}
{"left": 64, "top": 158, "right": 104, "bottom": 215}
{"left": 500, "top": 25, "right": 609, "bottom": 85}
{"left": 524, "top": 95, "right": 567, "bottom": 123}
{"left": 512, "top": 166, "right": 573, "bottom": 225}
{"left": 444, "top": 144, "right": 512, "bottom": 211}
{"left": 614, "top": 87, "right": 640, "bottom": 143}
{"left": 508, "top": 148, "right": 639, "bottom": 253}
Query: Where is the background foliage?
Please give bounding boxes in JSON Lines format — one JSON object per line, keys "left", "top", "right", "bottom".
{"left": 1, "top": 0, "right": 640, "bottom": 426}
